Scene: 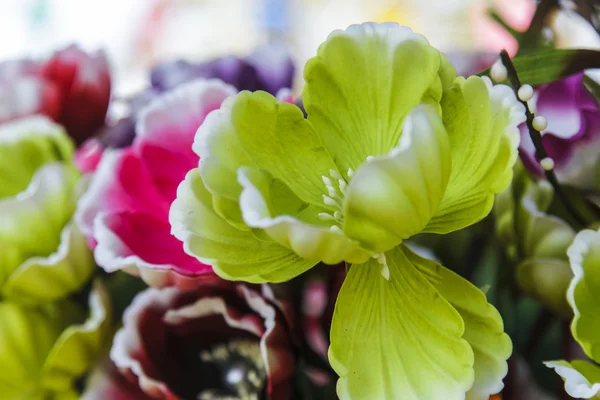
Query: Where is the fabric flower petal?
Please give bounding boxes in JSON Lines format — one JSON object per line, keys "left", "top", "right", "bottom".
{"left": 303, "top": 22, "right": 455, "bottom": 174}
{"left": 545, "top": 360, "right": 600, "bottom": 399}
{"left": 237, "top": 167, "right": 371, "bottom": 264}
{"left": 404, "top": 246, "right": 511, "bottom": 400}
{"left": 170, "top": 169, "right": 317, "bottom": 283}
{"left": 342, "top": 104, "right": 450, "bottom": 252}
{"left": 567, "top": 228, "right": 600, "bottom": 361}
{"left": 42, "top": 281, "right": 112, "bottom": 392}
{"left": 198, "top": 90, "right": 339, "bottom": 209}
{"left": 329, "top": 246, "right": 474, "bottom": 400}
{"left": 424, "top": 76, "right": 525, "bottom": 234}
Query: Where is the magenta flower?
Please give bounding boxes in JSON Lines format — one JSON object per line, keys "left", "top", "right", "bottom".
{"left": 99, "top": 285, "right": 295, "bottom": 400}
{"left": 76, "top": 79, "right": 236, "bottom": 288}
{"left": 520, "top": 73, "right": 600, "bottom": 188}
{"left": 0, "top": 45, "right": 111, "bottom": 145}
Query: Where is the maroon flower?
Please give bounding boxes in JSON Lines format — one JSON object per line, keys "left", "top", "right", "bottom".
{"left": 104, "top": 285, "right": 295, "bottom": 400}
{"left": 0, "top": 44, "right": 111, "bottom": 145}
{"left": 42, "top": 45, "right": 111, "bottom": 144}
{"left": 519, "top": 73, "right": 600, "bottom": 189}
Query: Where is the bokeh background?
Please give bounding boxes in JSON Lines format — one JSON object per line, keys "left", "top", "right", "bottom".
{"left": 4, "top": 0, "right": 598, "bottom": 97}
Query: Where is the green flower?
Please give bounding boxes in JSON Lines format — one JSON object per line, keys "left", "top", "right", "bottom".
{"left": 546, "top": 228, "right": 600, "bottom": 398}
{"left": 0, "top": 282, "right": 111, "bottom": 399}
{"left": 170, "top": 22, "right": 524, "bottom": 399}
{"left": 0, "top": 116, "right": 94, "bottom": 303}
{"left": 494, "top": 164, "right": 575, "bottom": 317}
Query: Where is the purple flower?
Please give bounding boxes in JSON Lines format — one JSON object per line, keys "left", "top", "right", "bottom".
{"left": 85, "top": 45, "right": 295, "bottom": 159}
{"left": 520, "top": 73, "right": 600, "bottom": 188}
{"left": 151, "top": 45, "right": 295, "bottom": 96}
{"left": 97, "top": 285, "right": 296, "bottom": 400}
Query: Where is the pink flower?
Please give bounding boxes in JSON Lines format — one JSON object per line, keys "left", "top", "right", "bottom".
{"left": 519, "top": 73, "right": 600, "bottom": 189}
{"left": 0, "top": 45, "right": 111, "bottom": 145}
{"left": 76, "top": 79, "right": 236, "bottom": 288}
{"left": 97, "top": 285, "right": 295, "bottom": 400}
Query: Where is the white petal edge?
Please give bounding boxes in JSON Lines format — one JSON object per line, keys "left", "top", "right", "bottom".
{"left": 545, "top": 360, "right": 600, "bottom": 399}
{"left": 136, "top": 78, "right": 237, "bottom": 143}
{"left": 237, "top": 167, "right": 371, "bottom": 265}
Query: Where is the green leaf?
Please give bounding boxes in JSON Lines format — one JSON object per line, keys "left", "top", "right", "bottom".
{"left": 545, "top": 359, "right": 600, "bottom": 399}
{"left": 170, "top": 169, "right": 318, "bottom": 283}
{"left": 342, "top": 105, "right": 451, "bottom": 253}
{"left": 480, "top": 49, "right": 600, "bottom": 86}
{"left": 424, "top": 76, "right": 525, "bottom": 234}
{"left": 405, "top": 246, "right": 512, "bottom": 400}
{"left": 303, "top": 22, "right": 455, "bottom": 175}
{"left": 329, "top": 246, "right": 474, "bottom": 400}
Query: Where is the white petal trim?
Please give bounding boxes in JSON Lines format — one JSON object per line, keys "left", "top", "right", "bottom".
{"left": 237, "top": 167, "right": 371, "bottom": 264}
{"left": 545, "top": 360, "right": 600, "bottom": 399}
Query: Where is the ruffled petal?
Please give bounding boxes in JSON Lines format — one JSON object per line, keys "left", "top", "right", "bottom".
{"left": 342, "top": 104, "right": 451, "bottom": 252}
{"left": 3, "top": 221, "right": 95, "bottom": 303}
{"left": 303, "top": 22, "right": 455, "bottom": 174}
{"left": 42, "top": 281, "right": 112, "bottom": 392}
{"left": 0, "top": 163, "right": 80, "bottom": 291}
{"left": 196, "top": 90, "right": 339, "bottom": 210}
{"left": 567, "top": 228, "right": 600, "bottom": 362}
{"left": 545, "top": 360, "right": 600, "bottom": 399}
{"left": 425, "top": 76, "right": 525, "bottom": 234}
{"left": 237, "top": 167, "right": 371, "bottom": 264}
{"left": 170, "top": 170, "right": 317, "bottom": 283}
{"left": 329, "top": 246, "right": 474, "bottom": 400}
{"left": 404, "top": 246, "right": 512, "bottom": 400}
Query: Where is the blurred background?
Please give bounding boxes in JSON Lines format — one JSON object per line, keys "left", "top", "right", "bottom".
{"left": 1, "top": 0, "right": 600, "bottom": 104}
{"left": 3, "top": 0, "right": 599, "bottom": 97}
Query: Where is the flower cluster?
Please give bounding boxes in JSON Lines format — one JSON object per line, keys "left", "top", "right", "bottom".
{"left": 2, "top": 11, "right": 600, "bottom": 400}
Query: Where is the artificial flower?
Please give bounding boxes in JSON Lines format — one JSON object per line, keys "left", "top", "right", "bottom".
{"left": 519, "top": 72, "right": 600, "bottom": 189}
{"left": 494, "top": 164, "right": 575, "bottom": 316}
{"left": 76, "top": 79, "right": 236, "bottom": 288}
{"left": 546, "top": 227, "right": 600, "bottom": 398}
{"left": 0, "top": 282, "right": 111, "bottom": 399}
{"left": 171, "top": 22, "right": 523, "bottom": 399}
{"left": 80, "top": 44, "right": 295, "bottom": 162}
{"left": 101, "top": 284, "right": 295, "bottom": 400}
{"left": 0, "top": 116, "right": 95, "bottom": 303}
{"left": 0, "top": 45, "right": 111, "bottom": 145}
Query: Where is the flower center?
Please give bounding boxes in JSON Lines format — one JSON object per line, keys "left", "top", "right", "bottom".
{"left": 196, "top": 339, "right": 266, "bottom": 400}
{"left": 318, "top": 168, "right": 354, "bottom": 232}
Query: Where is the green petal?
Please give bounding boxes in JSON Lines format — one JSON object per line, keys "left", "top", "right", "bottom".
{"left": 170, "top": 169, "right": 318, "bottom": 283}
{"left": 329, "top": 246, "right": 474, "bottom": 400}
{"left": 0, "top": 117, "right": 74, "bottom": 199}
{"left": 303, "top": 22, "right": 454, "bottom": 174}
{"left": 567, "top": 228, "right": 600, "bottom": 362}
{"left": 42, "top": 281, "right": 112, "bottom": 392}
{"left": 404, "top": 246, "right": 512, "bottom": 400}
{"left": 197, "top": 90, "right": 339, "bottom": 211}
{"left": 545, "top": 360, "right": 600, "bottom": 399}
{"left": 425, "top": 77, "right": 525, "bottom": 234}
{"left": 517, "top": 182, "right": 575, "bottom": 259}
{"left": 0, "top": 163, "right": 80, "bottom": 290}
{"left": 343, "top": 105, "right": 450, "bottom": 252}
{"left": 0, "top": 300, "right": 80, "bottom": 399}
{"left": 3, "top": 221, "right": 95, "bottom": 303}
{"left": 237, "top": 167, "right": 371, "bottom": 264}
{"left": 516, "top": 259, "right": 573, "bottom": 317}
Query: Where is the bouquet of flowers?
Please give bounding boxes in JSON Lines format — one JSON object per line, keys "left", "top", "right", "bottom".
{"left": 3, "top": 2, "right": 600, "bottom": 399}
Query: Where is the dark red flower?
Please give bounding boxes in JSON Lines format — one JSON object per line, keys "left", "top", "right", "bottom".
{"left": 102, "top": 284, "right": 295, "bottom": 400}
{"left": 42, "top": 45, "right": 111, "bottom": 144}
